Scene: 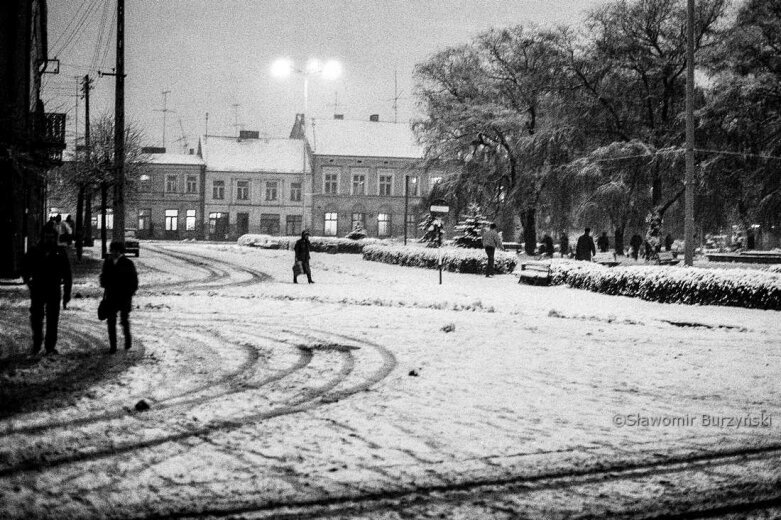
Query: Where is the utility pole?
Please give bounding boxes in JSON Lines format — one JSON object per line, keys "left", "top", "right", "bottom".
{"left": 112, "top": 0, "right": 126, "bottom": 245}
{"left": 154, "top": 89, "right": 173, "bottom": 149}
{"left": 76, "top": 74, "right": 93, "bottom": 260}
{"left": 684, "top": 0, "right": 695, "bottom": 266}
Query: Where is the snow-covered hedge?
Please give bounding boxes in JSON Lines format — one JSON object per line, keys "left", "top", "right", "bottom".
{"left": 362, "top": 244, "right": 517, "bottom": 274}
{"left": 550, "top": 261, "right": 781, "bottom": 310}
{"left": 768, "top": 264, "right": 781, "bottom": 274}
{"left": 238, "top": 234, "right": 382, "bottom": 254}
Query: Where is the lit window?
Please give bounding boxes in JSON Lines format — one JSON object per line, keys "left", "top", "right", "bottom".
{"left": 185, "top": 209, "right": 196, "bottom": 231}
{"left": 138, "top": 209, "right": 151, "bottom": 230}
{"left": 139, "top": 174, "right": 151, "bottom": 192}
{"left": 165, "top": 209, "right": 178, "bottom": 231}
{"left": 407, "top": 176, "right": 418, "bottom": 196}
{"left": 378, "top": 213, "right": 391, "bottom": 236}
{"left": 324, "top": 212, "right": 337, "bottom": 236}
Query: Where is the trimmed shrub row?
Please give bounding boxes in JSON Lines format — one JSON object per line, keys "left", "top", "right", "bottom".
{"left": 238, "top": 234, "right": 382, "bottom": 254}
{"left": 362, "top": 244, "right": 517, "bottom": 275}
{"left": 550, "top": 261, "right": 781, "bottom": 310}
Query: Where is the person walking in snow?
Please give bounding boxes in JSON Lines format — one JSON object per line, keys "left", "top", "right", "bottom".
{"left": 294, "top": 230, "right": 314, "bottom": 284}
{"left": 575, "top": 228, "right": 596, "bottom": 261}
{"left": 482, "top": 223, "right": 504, "bottom": 277}
{"left": 597, "top": 231, "right": 610, "bottom": 253}
{"left": 629, "top": 233, "right": 643, "bottom": 260}
{"left": 559, "top": 233, "right": 569, "bottom": 258}
{"left": 100, "top": 241, "right": 138, "bottom": 353}
{"left": 22, "top": 223, "right": 72, "bottom": 355}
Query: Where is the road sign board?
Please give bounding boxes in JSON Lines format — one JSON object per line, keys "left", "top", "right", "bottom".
{"left": 430, "top": 205, "right": 449, "bottom": 213}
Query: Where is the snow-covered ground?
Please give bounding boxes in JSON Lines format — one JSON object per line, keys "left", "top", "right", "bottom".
{"left": 1, "top": 241, "right": 779, "bottom": 518}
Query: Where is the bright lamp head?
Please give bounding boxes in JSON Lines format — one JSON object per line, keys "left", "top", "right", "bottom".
{"left": 271, "top": 58, "right": 293, "bottom": 78}
{"left": 322, "top": 60, "right": 342, "bottom": 80}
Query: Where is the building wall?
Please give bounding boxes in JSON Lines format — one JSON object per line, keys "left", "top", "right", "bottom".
{"left": 129, "top": 162, "right": 205, "bottom": 240}
{"left": 204, "top": 169, "right": 307, "bottom": 240}
{"left": 310, "top": 154, "right": 435, "bottom": 238}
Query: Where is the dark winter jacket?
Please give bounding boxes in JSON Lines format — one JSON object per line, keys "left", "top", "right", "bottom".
{"left": 575, "top": 234, "right": 596, "bottom": 261}
{"left": 22, "top": 245, "right": 72, "bottom": 299}
{"left": 100, "top": 255, "right": 138, "bottom": 307}
{"left": 294, "top": 237, "right": 311, "bottom": 262}
{"left": 630, "top": 234, "right": 643, "bottom": 250}
{"left": 596, "top": 234, "right": 610, "bottom": 252}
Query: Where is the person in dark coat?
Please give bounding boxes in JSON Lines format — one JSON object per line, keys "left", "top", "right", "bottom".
{"left": 100, "top": 241, "right": 138, "bottom": 352}
{"left": 22, "top": 223, "right": 72, "bottom": 355}
{"left": 664, "top": 234, "right": 674, "bottom": 251}
{"left": 542, "top": 234, "right": 554, "bottom": 258}
{"left": 559, "top": 233, "right": 569, "bottom": 258}
{"left": 294, "top": 230, "right": 314, "bottom": 284}
{"left": 629, "top": 234, "right": 643, "bottom": 260}
{"left": 575, "top": 228, "right": 597, "bottom": 261}
{"left": 597, "top": 231, "right": 610, "bottom": 253}
{"left": 482, "top": 223, "right": 504, "bottom": 277}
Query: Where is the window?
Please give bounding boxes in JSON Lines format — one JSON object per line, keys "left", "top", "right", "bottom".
{"left": 352, "top": 173, "right": 366, "bottom": 195}
{"left": 138, "top": 209, "right": 151, "bottom": 231}
{"left": 378, "top": 213, "right": 391, "bottom": 237}
{"left": 351, "top": 212, "right": 365, "bottom": 231}
{"left": 165, "top": 175, "right": 178, "bottom": 193}
{"left": 286, "top": 215, "right": 302, "bottom": 236}
{"left": 212, "top": 180, "right": 225, "bottom": 200}
{"left": 379, "top": 174, "right": 393, "bottom": 196}
{"left": 324, "top": 173, "right": 338, "bottom": 194}
{"left": 165, "top": 209, "right": 178, "bottom": 231}
{"left": 139, "top": 174, "right": 151, "bottom": 192}
{"left": 236, "top": 180, "right": 250, "bottom": 201}
{"left": 324, "top": 212, "right": 338, "bottom": 236}
{"left": 406, "top": 213, "right": 416, "bottom": 238}
{"left": 185, "top": 209, "right": 196, "bottom": 231}
{"left": 260, "top": 213, "right": 280, "bottom": 235}
{"left": 186, "top": 175, "right": 197, "bottom": 194}
{"left": 208, "top": 212, "right": 227, "bottom": 235}
{"left": 92, "top": 210, "right": 113, "bottom": 230}
{"left": 290, "top": 182, "right": 302, "bottom": 202}
{"left": 265, "top": 181, "right": 278, "bottom": 201}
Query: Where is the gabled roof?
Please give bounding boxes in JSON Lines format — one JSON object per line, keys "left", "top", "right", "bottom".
{"left": 199, "top": 135, "right": 308, "bottom": 173}
{"left": 306, "top": 118, "right": 423, "bottom": 159}
{"left": 146, "top": 153, "right": 205, "bottom": 166}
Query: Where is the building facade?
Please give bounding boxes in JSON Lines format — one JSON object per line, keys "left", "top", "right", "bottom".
{"left": 200, "top": 133, "right": 309, "bottom": 240}
{"left": 303, "top": 116, "right": 440, "bottom": 238}
{"left": 0, "top": 0, "right": 65, "bottom": 276}
{"left": 129, "top": 151, "right": 206, "bottom": 239}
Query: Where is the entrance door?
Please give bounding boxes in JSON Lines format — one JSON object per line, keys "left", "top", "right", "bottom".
{"left": 237, "top": 212, "right": 249, "bottom": 237}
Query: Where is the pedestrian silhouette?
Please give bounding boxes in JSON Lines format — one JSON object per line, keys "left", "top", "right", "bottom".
{"left": 100, "top": 241, "right": 138, "bottom": 353}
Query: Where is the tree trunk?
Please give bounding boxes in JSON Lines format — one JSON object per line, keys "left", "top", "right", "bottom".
{"left": 521, "top": 209, "right": 537, "bottom": 256}
{"left": 84, "top": 187, "right": 93, "bottom": 247}
{"left": 614, "top": 225, "right": 625, "bottom": 256}
{"left": 75, "top": 185, "right": 84, "bottom": 261}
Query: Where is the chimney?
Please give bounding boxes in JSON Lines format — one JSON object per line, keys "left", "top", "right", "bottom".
{"left": 334, "top": 114, "right": 344, "bottom": 120}
{"left": 369, "top": 114, "right": 379, "bottom": 122}
{"left": 239, "top": 130, "right": 260, "bottom": 139}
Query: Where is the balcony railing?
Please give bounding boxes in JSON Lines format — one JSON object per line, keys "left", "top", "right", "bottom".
{"left": 32, "top": 111, "right": 66, "bottom": 162}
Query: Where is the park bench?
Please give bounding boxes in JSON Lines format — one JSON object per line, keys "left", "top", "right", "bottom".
{"left": 517, "top": 261, "right": 552, "bottom": 286}
{"left": 657, "top": 251, "right": 680, "bottom": 265}
{"left": 503, "top": 242, "right": 522, "bottom": 253}
{"left": 593, "top": 252, "right": 619, "bottom": 267}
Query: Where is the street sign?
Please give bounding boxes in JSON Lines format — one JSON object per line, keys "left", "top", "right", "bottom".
{"left": 430, "top": 205, "right": 449, "bottom": 213}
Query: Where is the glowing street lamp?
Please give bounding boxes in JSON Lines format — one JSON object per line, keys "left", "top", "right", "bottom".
{"left": 271, "top": 58, "right": 342, "bottom": 233}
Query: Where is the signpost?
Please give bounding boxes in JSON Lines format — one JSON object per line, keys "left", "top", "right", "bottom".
{"left": 430, "top": 203, "right": 449, "bottom": 285}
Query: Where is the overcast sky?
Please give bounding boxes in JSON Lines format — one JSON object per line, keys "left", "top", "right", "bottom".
{"left": 44, "top": 0, "right": 610, "bottom": 153}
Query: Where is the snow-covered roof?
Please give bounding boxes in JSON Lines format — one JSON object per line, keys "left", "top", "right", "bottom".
{"left": 146, "top": 153, "right": 205, "bottom": 166}
{"left": 306, "top": 118, "right": 424, "bottom": 159}
{"left": 200, "top": 136, "right": 308, "bottom": 173}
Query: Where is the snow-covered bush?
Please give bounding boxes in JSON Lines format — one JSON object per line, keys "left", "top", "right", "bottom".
{"left": 238, "top": 234, "right": 382, "bottom": 254}
{"left": 768, "top": 264, "right": 781, "bottom": 274}
{"left": 550, "top": 261, "right": 781, "bottom": 310}
{"left": 345, "top": 224, "right": 368, "bottom": 240}
{"left": 363, "top": 244, "right": 517, "bottom": 274}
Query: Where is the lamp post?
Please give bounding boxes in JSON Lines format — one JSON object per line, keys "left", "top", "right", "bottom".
{"left": 271, "top": 58, "right": 342, "bottom": 234}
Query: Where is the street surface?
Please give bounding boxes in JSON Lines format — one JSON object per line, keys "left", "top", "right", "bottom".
{"left": 1, "top": 241, "right": 780, "bottom": 519}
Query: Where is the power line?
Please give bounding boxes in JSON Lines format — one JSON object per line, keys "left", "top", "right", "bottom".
{"left": 53, "top": 0, "right": 102, "bottom": 58}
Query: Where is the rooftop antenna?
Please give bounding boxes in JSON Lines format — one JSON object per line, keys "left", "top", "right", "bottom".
{"left": 173, "top": 117, "right": 188, "bottom": 153}
{"left": 390, "top": 70, "right": 405, "bottom": 123}
{"left": 153, "top": 89, "right": 174, "bottom": 148}
{"left": 231, "top": 103, "right": 241, "bottom": 136}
